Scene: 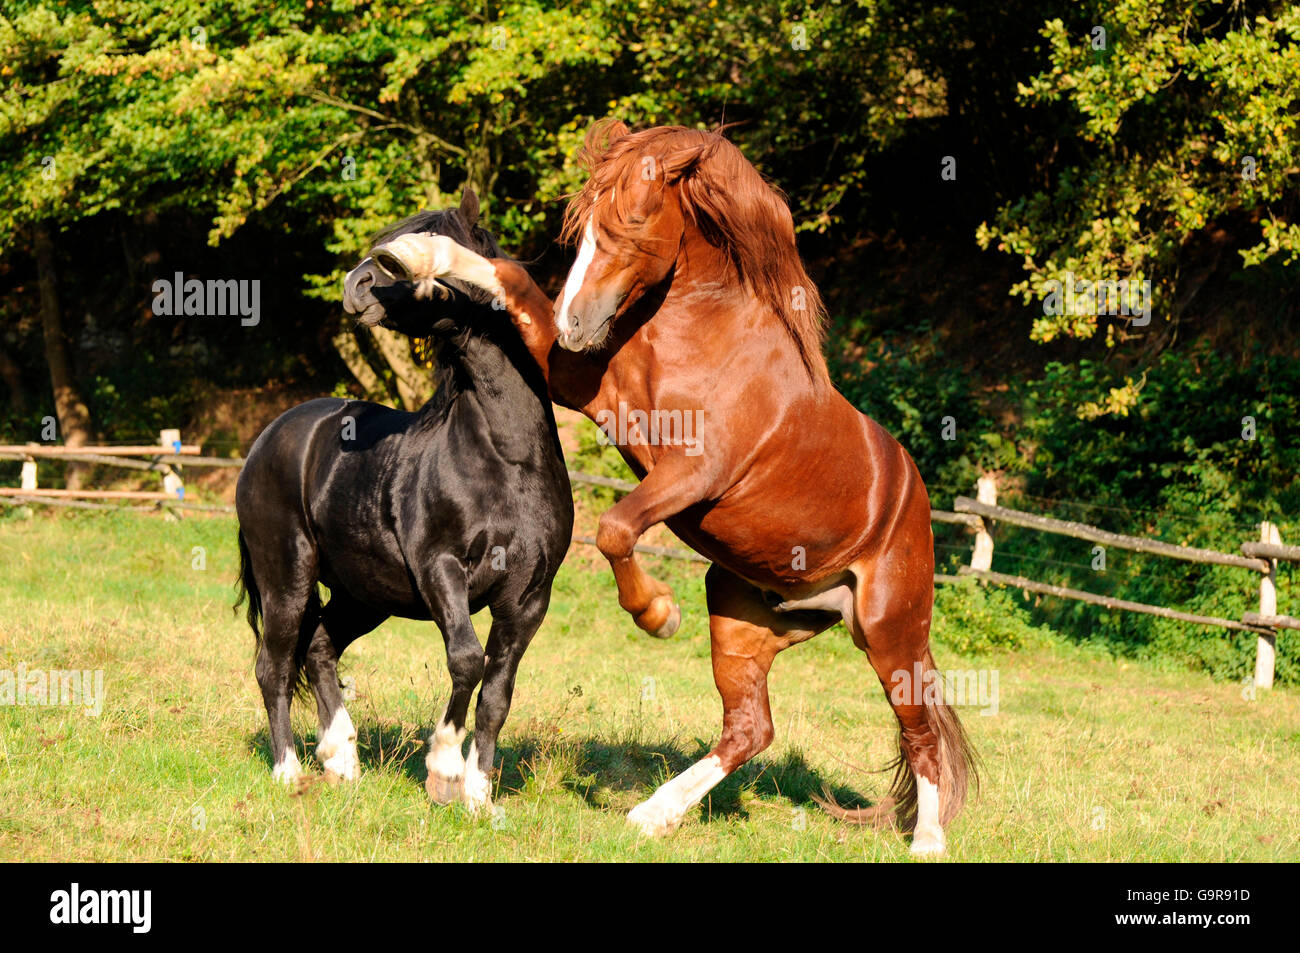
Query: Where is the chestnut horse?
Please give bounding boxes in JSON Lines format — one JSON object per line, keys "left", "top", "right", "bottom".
{"left": 370, "top": 122, "right": 976, "bottom": 855}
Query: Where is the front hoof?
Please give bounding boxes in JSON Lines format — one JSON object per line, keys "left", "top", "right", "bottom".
{"left": 426, "top": 771, "right": 464, "bottom": 805}
{"left": 627, "top": 799, "right": 683, "bottom": 837}
{"left": 909, "top": 825, "right": 946, "bottom": 858}
{"left": 271, "top": 751, "right": 303, "bottom": 785}
{"left": 461, "top": 775, "right": 493, "bottom": 815}
{"left": 319, "top": 746, "right": 359, "bottom": 783}
{"left": 637, "top": 596, "right": 680, "bottom": 639}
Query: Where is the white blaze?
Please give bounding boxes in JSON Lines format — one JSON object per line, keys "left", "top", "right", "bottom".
{"left": 556, "top": 220, "right": 597, "bottom": 336}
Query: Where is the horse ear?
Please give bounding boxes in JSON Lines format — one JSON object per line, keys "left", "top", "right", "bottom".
{"left": 459, "top": 188, "right": 480, "bottom": 228}
{"left": 578, "top": 119, "right": 632, "bottom": 170}
{"left": 603, "top": 120, "right": 631, "bottom": 144}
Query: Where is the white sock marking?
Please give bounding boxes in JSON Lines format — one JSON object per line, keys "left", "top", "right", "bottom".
{"left": 426, "top": 713, "right": 467, "bottom": 783}
{"left": 272, "top": 747, "right": 302, "bottom": 784}
{"left": 911, "top": 774, "right": 946, "bottom": 856}
{"left": 317, "top": 706, "right": 359, "bottom": 780}
{"left": 627, "top": 754, "right": 728, "bottom": 836}
{"left": 461, "top": 739, "right": 492, "bottom": 813}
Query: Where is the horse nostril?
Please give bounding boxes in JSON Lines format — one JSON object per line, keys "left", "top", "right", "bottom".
{"left": 373, "top": 251, "right": 411, "bottom": 282}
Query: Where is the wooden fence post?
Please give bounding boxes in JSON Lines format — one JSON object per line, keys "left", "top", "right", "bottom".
{"left": 1255, "top": 521, "right": 1281, "bottom": 691}
{"left": 21, "top": 442, "right": 38, "bottom": 491}
{"left": 970, "top": 474, "right": 996, "bottom": 572}
{"left": 159, "top": 429, "right": 184, "bottom": 499}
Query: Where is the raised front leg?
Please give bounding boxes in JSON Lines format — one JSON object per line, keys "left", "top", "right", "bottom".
{"left": 596, "top": 452, "right": 715, "bottom": 639}
{"left": 369, "top": 234, "right": 560, "bottom": 381}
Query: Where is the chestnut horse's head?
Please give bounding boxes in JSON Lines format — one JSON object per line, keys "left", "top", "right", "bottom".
{"left": 555, "top": 121, "right": 827, "bottom": 377}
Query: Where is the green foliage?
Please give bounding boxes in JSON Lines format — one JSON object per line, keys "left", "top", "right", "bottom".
{"left": 932, "top": 578, "right": 1056, "bottom": 654}
{"left": 1, "top": 0, "right": 923, "bottom": 262}
{"left": 832, "top": 333, "right": 1028, "bottom": 506}
{"left": 568, "top": 418, "right": 637, "bottom": 511}
{"left": 976, "top": 1, "right": 1300, "bottom": 343}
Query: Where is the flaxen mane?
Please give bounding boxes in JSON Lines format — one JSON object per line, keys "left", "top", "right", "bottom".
{"left": 562, "top": 121, "right": 829, "bottom": 380}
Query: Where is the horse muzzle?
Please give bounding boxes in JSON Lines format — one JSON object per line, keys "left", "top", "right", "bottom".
{"left": 555, "top": 291, "right": 622, "bottom": 351}
{"left": 342, "top": 258, "right": 389, "bottom": 327}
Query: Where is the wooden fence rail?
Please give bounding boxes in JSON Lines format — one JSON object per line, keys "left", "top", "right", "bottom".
{"left": 945, "top": 476, "right": 1291, "bottom": 689}
{"left": 953, "top": 496, "right": 1271, "bottom": 573}
{"left": 3, "top": 446, "right": 1291, "bottom": 687}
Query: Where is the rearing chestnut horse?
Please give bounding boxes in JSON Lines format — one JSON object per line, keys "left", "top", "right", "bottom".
{"left": 371, "top": 122, "right": 975, "bottom": 855}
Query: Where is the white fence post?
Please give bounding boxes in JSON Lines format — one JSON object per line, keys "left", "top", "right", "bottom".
{"left": 159, "top": 429, "right": 184, "bottom": 499}
{"left": 970, "top": 473, "right": 997, "bottom": 572}
{"left": 1254, "top": 521, "right": 1281, "bottom": 691}
{"left": 21, "top": 442, "right": 38, "bottom": 490}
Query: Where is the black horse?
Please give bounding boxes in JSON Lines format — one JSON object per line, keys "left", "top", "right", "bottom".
{"left": 235, "top": 191, "right": 573, "bottom": 812}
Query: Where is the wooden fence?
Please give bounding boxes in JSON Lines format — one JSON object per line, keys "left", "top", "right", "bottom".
{"left": 940, "top": 475, "right": 1295, "bottom": 690}
{"left": 2, "top": 446, "right": 1291, "bottom": 688}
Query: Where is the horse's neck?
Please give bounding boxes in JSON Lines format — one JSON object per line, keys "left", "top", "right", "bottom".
{"left": 428, "top": 330, "right": 554, "bottom": 434}
{"left": 612, "top": 255, "right": 817, "bottom": 397}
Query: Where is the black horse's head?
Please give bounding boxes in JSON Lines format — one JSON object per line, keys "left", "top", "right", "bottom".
{"left": 342, "top": 190, "right": 505, "bottom": 338}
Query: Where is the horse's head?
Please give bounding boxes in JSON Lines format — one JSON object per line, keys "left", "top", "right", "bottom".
{"left": 343, "top": 190, "right": 504, "bottom": 338}
{"left": 553, "top": 121, "right": 697, "bottom": 350}
{"left": 554, "top": 121, "right": 826, "bottom": 369}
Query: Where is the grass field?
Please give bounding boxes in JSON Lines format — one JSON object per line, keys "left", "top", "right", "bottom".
{"left": 1, "top": 509, "right": 1297, "bottom": 862}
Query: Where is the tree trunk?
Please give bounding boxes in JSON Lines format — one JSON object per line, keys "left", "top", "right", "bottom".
{"left": 33, "top": 223, "right": 93, "bottom": 488}
{"left": 331, "top": 328, "right": 385, "bottom": 399}
{"left": 369, "top": 326, "right": 433, "bottom": 410}
{"left": 0, "top": 346, "right": 26, "bottom": 414}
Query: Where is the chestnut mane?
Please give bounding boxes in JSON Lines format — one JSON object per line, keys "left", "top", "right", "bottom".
{"left": 561, "top": 122, "right": 829, "bottom": 380}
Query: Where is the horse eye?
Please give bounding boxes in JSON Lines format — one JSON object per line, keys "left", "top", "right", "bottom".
{"left": 627, "top": 214, "right": 647, "bottom": 226}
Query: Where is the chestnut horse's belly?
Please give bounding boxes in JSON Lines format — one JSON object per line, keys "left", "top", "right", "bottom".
{"left": 666, "top": 405, "right": 931, "bottom": 595}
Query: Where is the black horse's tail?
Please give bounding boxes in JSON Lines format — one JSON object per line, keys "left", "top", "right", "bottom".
{"left": 235, "top": 528, "right": 264, "bottom": 649}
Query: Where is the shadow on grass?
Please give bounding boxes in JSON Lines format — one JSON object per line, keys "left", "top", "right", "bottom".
{"left": 496, "top": 734, "right": 887, "bottom": 823}
{"left": 248, "top": 723, "right": 890, "bottom": 826}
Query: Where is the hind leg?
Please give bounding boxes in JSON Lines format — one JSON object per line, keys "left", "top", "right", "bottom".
{"left": 850, "top": 547, "right": 971, "bottom": 857}
{"left": 244, "top": 523, "right": 322, "bottom": 785}
{"left": 305, "top": 594, "right": 387, "bottom": 781}
{"left": 255, "top": 590, "right": 318, "bottom": 784}
{"left": 628, "top": 565, "right": 834, "bottom": 835}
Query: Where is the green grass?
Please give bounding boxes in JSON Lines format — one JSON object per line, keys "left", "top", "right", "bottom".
{"left": 0, "top": 509, "right": 1297, "bottom": 861}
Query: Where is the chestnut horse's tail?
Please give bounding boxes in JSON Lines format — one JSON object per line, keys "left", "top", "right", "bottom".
{"left": 816, "top": 648, "right": 978, "bottom": 831}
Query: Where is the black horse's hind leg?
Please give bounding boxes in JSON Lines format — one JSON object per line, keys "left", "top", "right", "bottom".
{"left": 461, "top": 593, "right": 551, "bottom": 812}
{"left": 254, "top": 577, "right": 320, "bottom": 784}
{"left": 420, "top": 557, "right": 486, "bottom": 806}
{"left": 304, "top": 593, "right": 387, "bottom": 780}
